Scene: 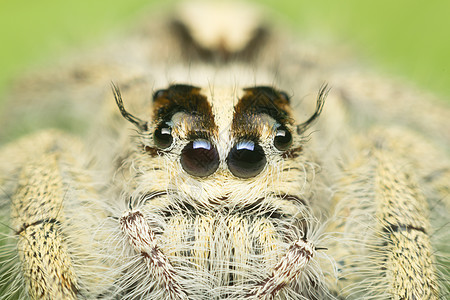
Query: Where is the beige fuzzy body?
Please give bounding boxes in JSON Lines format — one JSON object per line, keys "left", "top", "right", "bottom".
{"left": 0, "top": 1, "right": 449, "bottom": 299}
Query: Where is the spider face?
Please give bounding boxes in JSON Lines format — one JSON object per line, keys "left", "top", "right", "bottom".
{"left": 105, "top": 83, "right": 330, "bottom": 298}
{"left": 116, "top": 84, "right": 324, "bottom": 209}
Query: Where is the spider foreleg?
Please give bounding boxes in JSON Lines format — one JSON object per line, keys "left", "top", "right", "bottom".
{"left": 120, "top": 210, "right": 188, "bottom": 300}
{"left": 246, "top": 238, "right": 316, "bottom": 299}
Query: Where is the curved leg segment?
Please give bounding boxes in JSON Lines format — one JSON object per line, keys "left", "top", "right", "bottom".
{"left": 327, "top": 128, "right": 444, "bottom": 299}
{"left": 1, "top": 130, "right": 89, "bottom": 299}
{"left": 12, "top": 153, "right": 78, "bottom": 299}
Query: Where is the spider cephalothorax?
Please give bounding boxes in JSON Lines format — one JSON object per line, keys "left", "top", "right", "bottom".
{"left": 0, "top": 1, "right": 448, "bottom": 300}
{"left": 107, "top": 83, "right": 331, "bottom": 299}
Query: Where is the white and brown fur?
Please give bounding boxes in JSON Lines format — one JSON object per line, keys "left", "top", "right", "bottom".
{"left": 0, "top": 1, "right": 449, "bottom": 299}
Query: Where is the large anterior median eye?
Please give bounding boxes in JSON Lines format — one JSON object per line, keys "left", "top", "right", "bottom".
{"left": 154, "top": 122, "right": 173, "bottom": 149}
{"left": 274, "top": 125, "right": 292, "bottom": 151}
{"left": 181, "top": 139, "right": 220, "bottom": 177}
{"left": 227, "top": 141, "right": 266, "bottom": 178}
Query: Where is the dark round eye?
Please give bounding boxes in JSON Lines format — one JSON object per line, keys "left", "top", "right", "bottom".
{"left": 154, "top": 122, "right": 173, "bottom": 149}
{"left": 227, "top": 141, "right": 266, "bottom": 178}
{"left": 274, "top": 125, "right": 292, "bottom": 151}
{"left": 180, "top": 139, "right": 219, "bottom": 177}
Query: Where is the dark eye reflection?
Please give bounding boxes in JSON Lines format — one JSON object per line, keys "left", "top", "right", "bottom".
{"left": 227, "top": 140, "right": 266, "bottom": 178}
{"left": 154, "top": 122, "right": 173, "bottom": 149}
{"left": 180, "top": 139, "right": 220, "bottom": 177}
{"left": 274, "top": 125, "right": 292, "bottom": 151}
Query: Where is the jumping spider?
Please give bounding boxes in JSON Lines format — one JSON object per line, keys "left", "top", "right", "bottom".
{"left": 0, "top": 2, "right": 449, "bottom": 299}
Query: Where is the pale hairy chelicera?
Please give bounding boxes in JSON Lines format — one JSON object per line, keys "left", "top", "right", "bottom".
{"left": 0, "top": 1, "right": 448, "bottom": 299}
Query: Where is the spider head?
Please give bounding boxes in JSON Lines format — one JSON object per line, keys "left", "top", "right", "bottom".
{"left": 113, "top": 83, "right": 328, "bottom": 215}
{"left": 112, "top": 82, "right": 329, "bottom": 296}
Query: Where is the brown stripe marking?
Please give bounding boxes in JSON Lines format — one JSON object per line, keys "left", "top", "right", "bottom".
{"left": 16, "top": 218, "right": 60, "bottom": 235}
{"left": 232, "top": 86, "right": 292, "bottom": 139}
{"left": 153, "top": 84, "right": 217, "bottom": 138}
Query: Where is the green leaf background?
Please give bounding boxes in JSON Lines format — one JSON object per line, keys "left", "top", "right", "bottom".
{"left": 0, "top": 0, "right": 449, "bottom": 103}
{"left": 0, "top": 1, "right": 449, "bottom": 297}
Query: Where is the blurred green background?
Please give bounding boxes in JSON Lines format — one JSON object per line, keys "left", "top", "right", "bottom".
{"left": 0, "top": 0, "right": 449, "bottom": 102}
{"left": 0, "top": 1, "right": 449, "bottom": 297}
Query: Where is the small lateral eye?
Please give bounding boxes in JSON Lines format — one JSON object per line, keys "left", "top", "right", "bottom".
{"left": 274, "top": 125, "right": 292, "bottom": 151}
{"left": 154, "top": 122, "right": 173, "bottom": 149}
{"left": 227, "top": 141, "right": 266, "bottom": 179}
{"left": 181, "top": 139, "right": 220, "bottom": 177}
